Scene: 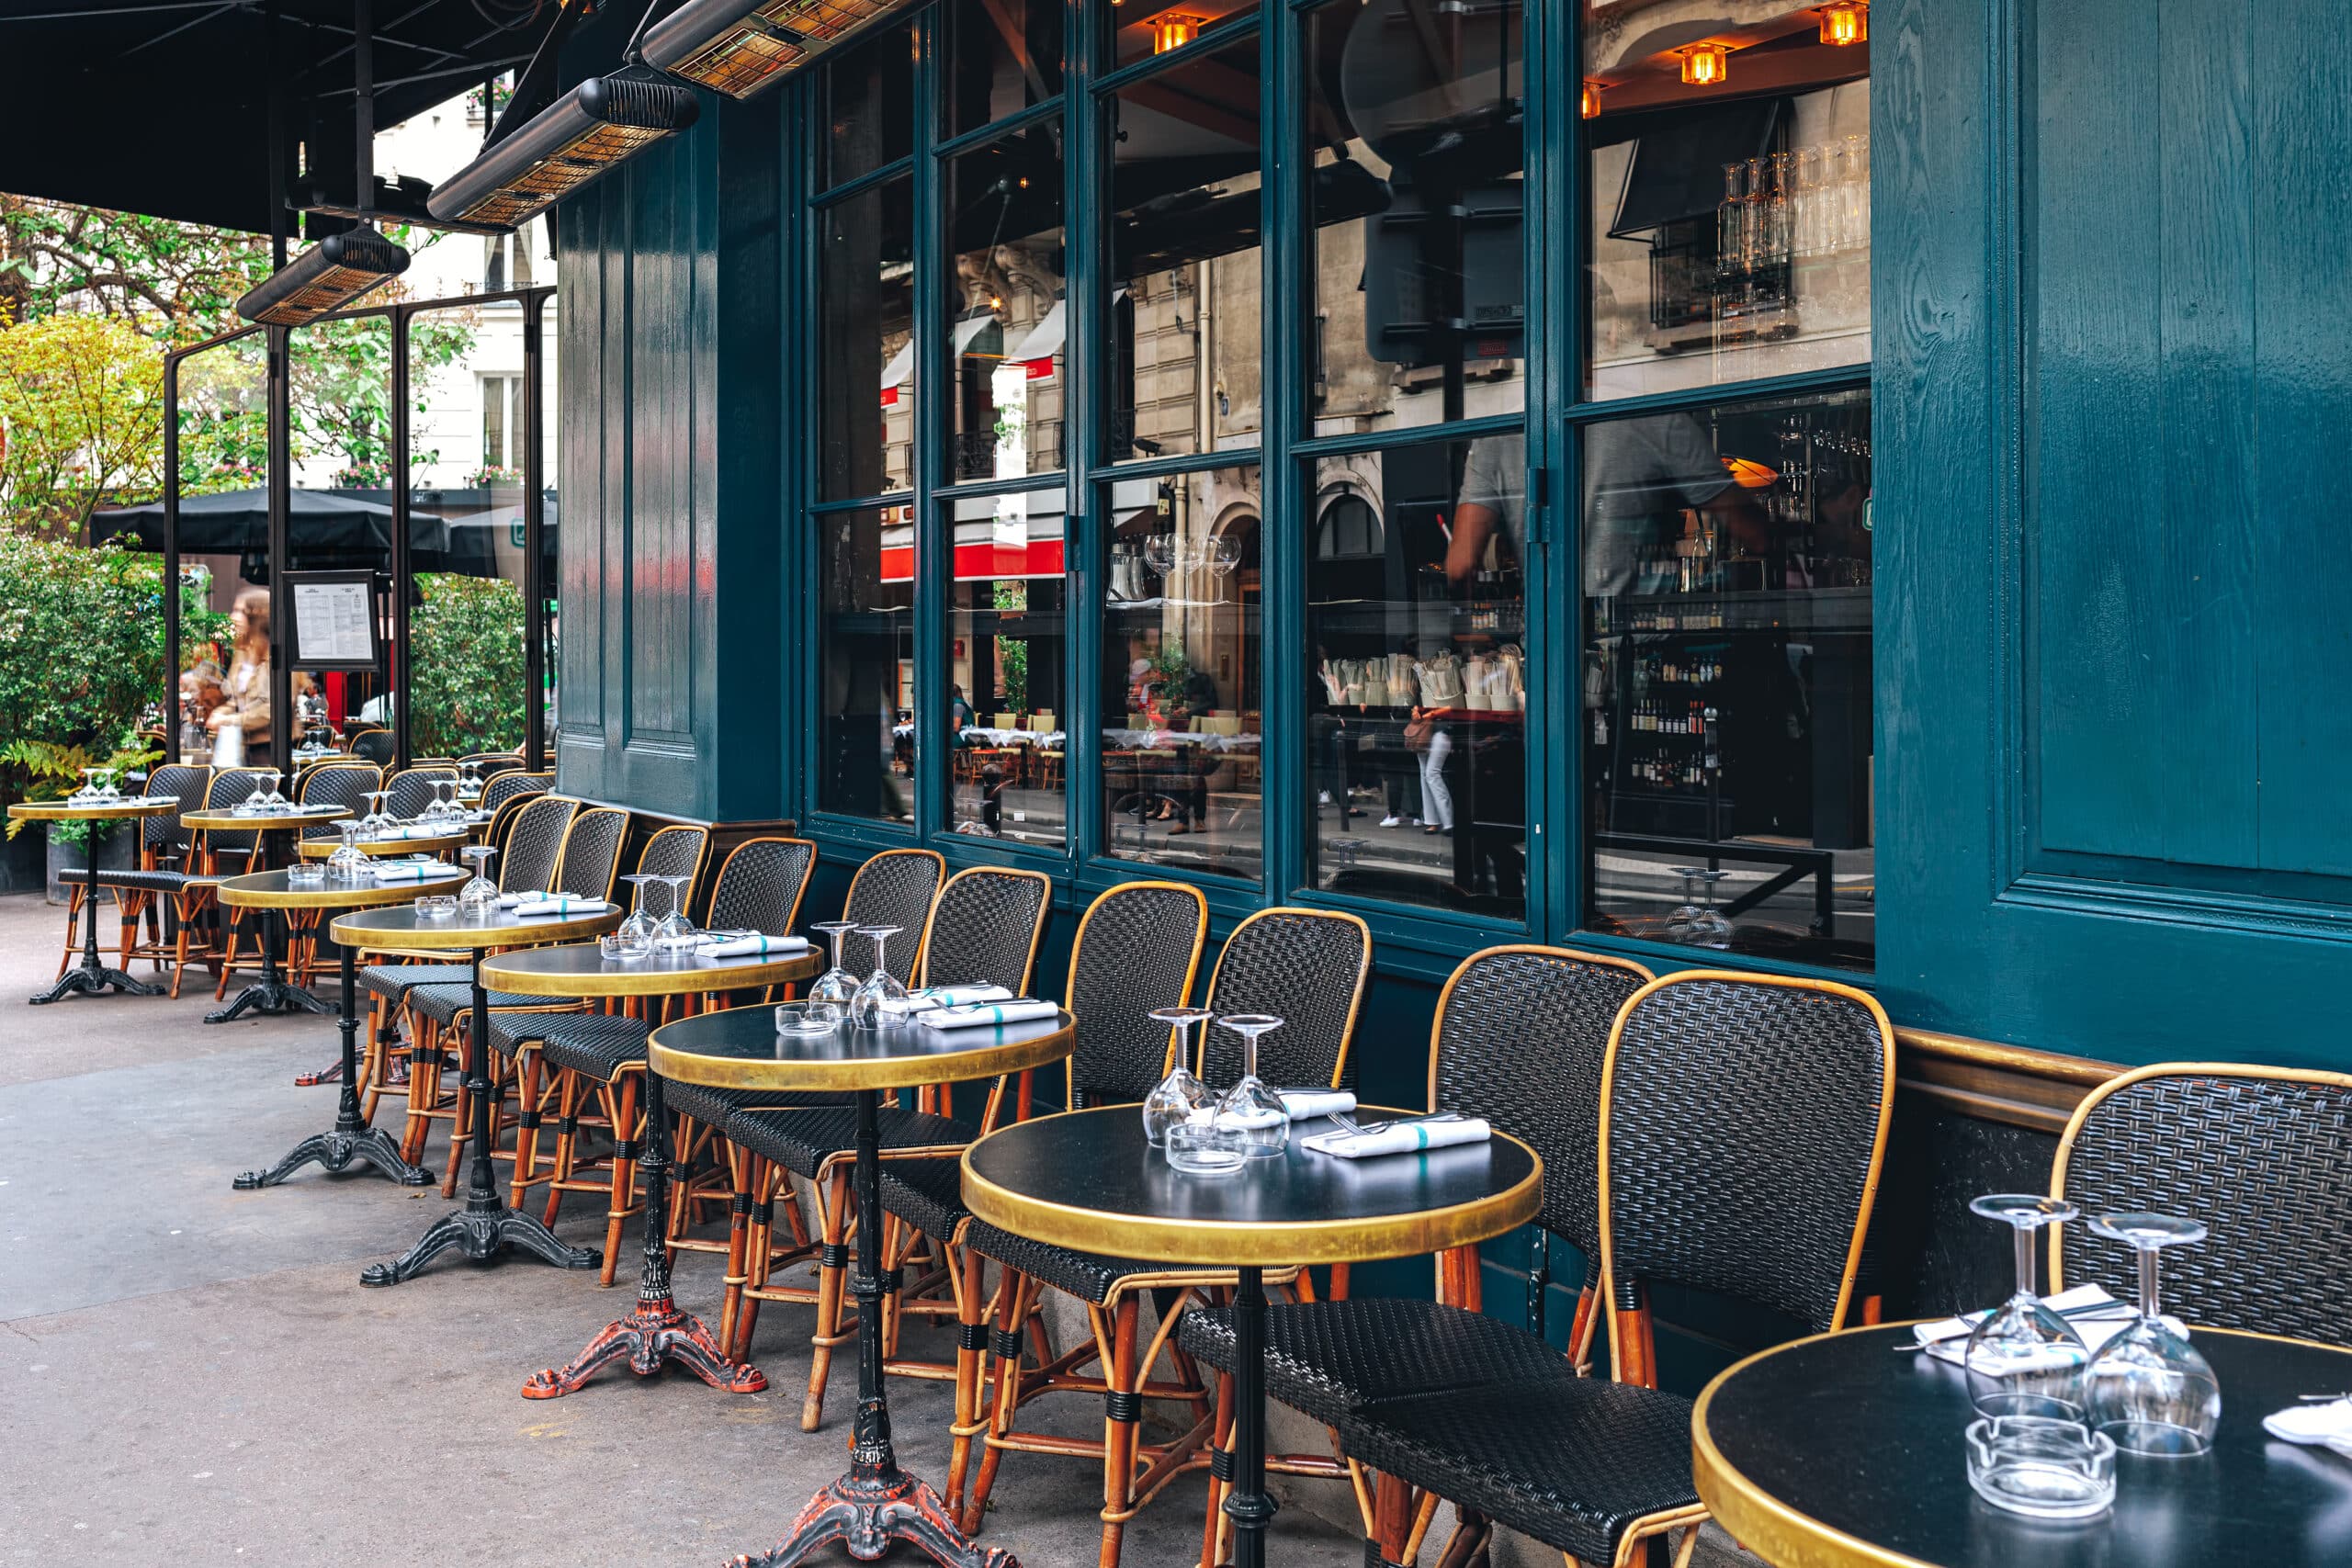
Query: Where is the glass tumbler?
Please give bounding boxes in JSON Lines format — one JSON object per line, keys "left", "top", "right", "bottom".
{"left": 2082, "top": 1212, "right": 2222, "bottom": 1455}
{"left": 1964, "top": 1194, "right": 2090, "bottom": 1421}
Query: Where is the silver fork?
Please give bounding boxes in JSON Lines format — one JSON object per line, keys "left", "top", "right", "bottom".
{"left": 1327, "top": 1111, "right": 1469, "bottom": 1136}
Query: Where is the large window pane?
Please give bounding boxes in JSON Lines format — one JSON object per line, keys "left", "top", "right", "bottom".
{"left": 1102, "top": 463, "right": 1261, "bottom": 879}
{"left": 819, "top": 505, "right": 915, "bottom": 822}
{"left": 819, "top": 175, "right": 916, "bottom": 501}
{"left": 947, "top": 489, "right": 1067, "bottom": 847}
{"left": 1305, "top": 0, "right": 1524, "bottom": 435}
{"left": 1105, "top": 35, "right": 1263, "bottom": 461}
{"left": 945, "top": 0, "right": 1063, "bottom": 136}
{"left": 1581, "top": 1, "right": 1870, "bottom": 400}
{"left": 166, "top": 332, "right": 269, "bottom": 765}
{"left": 1580, "top": 386, "right": 1872, "bottom": 970}
{"left": 1102, "top": 0, "right": 1258, "bottom": 71}
{"left": 822, "top": 22, "right": 915, "bottom": 189}
{"left": 1309, "top": 435, "right": 1524, "bottom": 917}
{"left": 943, "top": 125, "right": 1067, "bottom": 481}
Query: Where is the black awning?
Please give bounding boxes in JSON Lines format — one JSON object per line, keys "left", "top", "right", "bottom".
{"left": 86, "top": 487, "right": 503, "bottom": 578}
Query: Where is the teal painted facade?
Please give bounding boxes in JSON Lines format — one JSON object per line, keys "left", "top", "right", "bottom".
{"left": 553, "top": 0, "right": 2352, "bottom": 1085}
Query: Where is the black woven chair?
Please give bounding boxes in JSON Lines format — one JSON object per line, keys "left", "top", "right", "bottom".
{"left": 731, "top": 862, "right": 1048, "bottom": 1428}
{"left": 55, "top": 763, "right": 213, "bottom": 994}
{"left": 348, "top": 728, "right": 395, "bottom": 766}
{"left": 281, "top": 762, "right": 382, "bottom": 984}
{"left": 194, "top": 769, "right": 275, "bottom": 998}
{"left": 954, "top": 906, "right": 1370, "bottom": 1568}
{"left": 839, "top": 846, "right": 948, "bottom": 983}
{"left": 478, "top": 768, "right": 553, "bottom": 819}
{"left": 383, "top": 764, "right": 457, "bottom": 822}
{"left": 1181, "top": 943, "right": 1656, "bottom": 1555}
{"left": 2052, "top": 1064, "right": 2352, "bottom": 1348}
{"left": 460, "top": 750, "right": 526, "bottom": 779}
{"left": 1340, "top": 970, "right": 1895, "bottom": 1568}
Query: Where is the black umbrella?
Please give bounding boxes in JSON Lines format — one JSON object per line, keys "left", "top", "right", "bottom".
{"left": 89, "top": 488, "right": 463, "bottom": 576}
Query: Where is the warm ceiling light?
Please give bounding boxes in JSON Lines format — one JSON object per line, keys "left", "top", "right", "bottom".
{"left": 643, "top": 0, "right": 917, "bottom": 99}
{"left": 1580, "top": 79, "right": 1606, "bottom": 119}
{"left": 1817, "top": 2, "right": 1867, "bottom": 45}
{"left": 235, "top": 228, "right": 411, "bottom": 326}
{"left": 429, "top": 75, "right": 701, "bottom": 230}
{"left": 1678, "top": 42, "right": 1731, "bottom": 85}
{"left": 1153, "top": 13, "right": 1200, "bottom": 52}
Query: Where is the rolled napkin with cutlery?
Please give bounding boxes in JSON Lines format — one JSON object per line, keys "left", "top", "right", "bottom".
{"left": 512, "top": 895, "right": 616, "bottom": 917}
{"left": 697, "top": 932, "right": 811, "bottom": 960}
{"left": 1911, "top": 1284, "right": 2177, "bottom": 1365}
{"left": 1277, "top": 1089, "right": 1357, "bottom": 1122}
{"left": 377, "top": 822, "right": 451, "bottom": 840}
{"left": 2263, "top": 1397, "right": 2352, "bottom": 1454}
{"left": 915, "top": 998, "right": 1059, "bottom": 1031}
{"left": 884, "top": 983, "right": 1013, "bottom": 1016}
{"left": 1301, "top": 1115, "right": 1491, "bottom": 1158}
{"left": 495, "top": 890, "right": 548, "bottom": 908}
{"left": 369, "top": 862, "right": 461, "bottom": 884}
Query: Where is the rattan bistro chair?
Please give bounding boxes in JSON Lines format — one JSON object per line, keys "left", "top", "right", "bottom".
{"left": 1182, "top": 944, "right": 1655, "bottom": 1556}
{"left": 1340, "top": 971, "right": 1895, "bottom": 1568}
{"left": 348, "top": 728, "right": 395, "bottom": 766}
{"left": 383, "top": 764, "right": 458, "bottom": 821}
{"left": 729, "top": 863, "right": 1048, "bottom": 1426}
{"left": 55, "top": 764, "right": 211, "bottom": 992}
{"left": 282, "top": 761, "right": 381, "bottom": 984}
{"left": 955, "top": 907, "right": 1372, "bottom": 1568}
{"left": 2052, "top": 1064, "right": 2352, "bottom": 1348}
{"left": 477, "top": 769, "right": 553, "bottom": 818}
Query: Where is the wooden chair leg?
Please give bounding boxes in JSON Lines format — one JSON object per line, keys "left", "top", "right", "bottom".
{"left": 1098, "top": 1295, "right": 1142, "bottom": 1568}
{"left": 802, "top": 1167, "right": 854, "bottom": 1431}
{"left": 733, "top": 1156, "right": 782, "bottom": 1360}
{"left": 964, "top": 1269, "right": 1035, "bottom": 1532}
{"left": 542, "top": 1071, "right": 582, "bottom": 1227}
{"left": 599, "top": 1073, "right": 642, "bottom": 1288}
{"left": 1200, "top": 1371, "right": 1238, "bottom": 1568}
{"left": 510, "top": 1054, "right": 547, "bottom": 1208}
{"left": 946, "top": 1245, "right": 992, "bottom": 1519}
{"left": 57, "top": 886, "right": 84, "bottom": 977}
{"left": 439, "top": 1021, "right": 469, "bottom": 1199}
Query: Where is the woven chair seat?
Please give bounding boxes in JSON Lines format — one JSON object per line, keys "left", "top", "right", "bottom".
{"left": 361, "top": 962, "right": 470, "bottom": 1001}
{"left": 407, "top": 981, "right": 572, "bottom": 1028}
{"left": 508, "top": 1015, "right": 650, "bottom": 1080}
{"left": 1177, "top": 1299, "right": 1579, "bottom": 1427}
{"left": 728, "top": 1105, "right": 977, "bottom": 1180}
{"left": 666, "top": 1082, "right": 852, "bottom": 1129}
{"left": 876, "top": 1156, "right": 968, "bottom": 1243}
{"left": 1339, "top": 1381, "right": 1698, "bottom": 1566}
{"left": 962, "top": 1221, "right": 1183, "bottom": 1306}
{"left": 57, "top": 867, "right": 196, "bottom": 893}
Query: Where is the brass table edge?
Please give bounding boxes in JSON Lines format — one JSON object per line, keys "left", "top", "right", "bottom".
{"left": 294, "top": 835, "right": 467, "bottom": 859}
{"left": 647, "top": 1011, "right": 1074, "bottom": 1091}
{"left": 480, "top": 949, "right": 820, "bottom": 998}
{"left": 212, "top": 873, "right": 454, "bottom": 910}
{"left": 179, "top": 808, "right": 354, "bottom": 829}
{"left": 6, "top": 800, "right": 177, "bottom": 820}
{"left": 956, "top": 1122, "right": 1543, "bottom": 1268}
{"left": 326, "top": 908, "right": 619, "bottom": 952}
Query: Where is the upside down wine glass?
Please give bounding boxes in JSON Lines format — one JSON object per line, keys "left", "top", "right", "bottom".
{"left": 653, "top": 874, "right": 697, "bottom": 950}
{"left": 1214, "top": 1014, "right": 1289, "bottom": 1158}
{"left": 1965, "top": 1194, "right": 2090, "bottom": 1421}
{"left": 457, "top": 845, "right": 499, "bottom": 917}
{"left": 327, "top": 820, "right": 369, "bottom": 882}
{"left": 2082, "top": 1213, "right": 2222, "bottom": 1455}
{"left": 1142, "top": 1007, "right": 1216, "bottom": 1145}
{"left": 849, "top": 925, "right": 908, "bottom": 1029}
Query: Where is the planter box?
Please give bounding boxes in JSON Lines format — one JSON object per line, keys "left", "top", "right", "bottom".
{"left": 44, "top": 819, "right": 138, "bottom": 905}
{"left": 0, "top": 829, "right": 44, "bottom": 896}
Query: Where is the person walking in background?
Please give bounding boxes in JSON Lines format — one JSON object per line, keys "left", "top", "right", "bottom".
{"left": 207, "top": 587, "right": 279, "bottom": 768}
{"left": 1407, "top": 705, "right": 1453, "bottom": 836}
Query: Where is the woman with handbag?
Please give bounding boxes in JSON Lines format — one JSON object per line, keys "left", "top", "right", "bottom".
{"left": 206, "top": 587, "right": 277, "bottom": 769}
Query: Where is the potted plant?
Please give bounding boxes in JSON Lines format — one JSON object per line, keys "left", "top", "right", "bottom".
{"left": 1, "top": 739, "right": 161, "bottom": 902}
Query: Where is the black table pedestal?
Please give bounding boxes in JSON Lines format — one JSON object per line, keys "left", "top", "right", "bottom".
{"left": 206, "top": 907, "right": 333, "bottom": 1022}
{"left": 731, "top": 1089, "right": 1014, "bottom": 1568}
{"left": 360, "top": 949, "right": 599, "bottom": 1286}
{"left": 1224, "top": 1265, "right": 1276, "bottom": 1568}
{"left": 524, "top": 1066, "right": 766, "bottom": 1399}
{"left": 235, "top": 937, "right": 429, "bottom": 1189}
{"left": 31, "top": 821, "right": 161, "bottom": 1004}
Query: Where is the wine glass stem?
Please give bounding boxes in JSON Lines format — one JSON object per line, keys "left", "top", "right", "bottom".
{"left": 831, "top": 930, "right": 848, "bottom": 970}
{"left": 873, "top": 934, "right": 888, "bottom": 978}
{"left": 2013, "top": 1222, "right": 2036, "bottom": 1300}
{"left": 2138, "top": 1247, "right": 2161, "bottom": 1321}
{"left": 1243, "top": 1036, "right": 1258, "bottom": 1081}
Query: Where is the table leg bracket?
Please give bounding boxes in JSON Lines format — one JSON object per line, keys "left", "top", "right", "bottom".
{"left": 732, "top": 1467, "right": 1017, "bottom": 1568}
{"left": 30, "top": 963, "right": 161, "bottom": 1004}
{"left": 521, "top": 1293, "right": 767, "bottom": 1399}
{"left": 359, "top": 1202, "right": 600, "bottom": 1286}
{"left": 234, "top": 1126, "right": 431, "bottom": 1190}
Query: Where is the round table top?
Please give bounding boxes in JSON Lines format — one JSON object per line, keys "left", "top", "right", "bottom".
{"left": 959, "top": 1105, "right": 1543, "bottom": 1268}
{"left": 1692, "top": 1323, "right": 2352, "bottom": 1568}
{"left": 481, "top": 941, "right": 821, "bottom": 999}
{"left": 294, "top": 830, "right": 469, "bottom": 859}
{"left": 181, "top": 805, "right": 353, "bottom": 830}
{"left": 7, "top": 797, "right": 177, "bottom": 821}
{"left": 213, "top": 865, "right": 465, "bottom": 910}
{"left": 327, "top": 899, "right": 621, "bottom": 953}
{"left": 649, "top": 1006, "right": 1075, "bottom": 1093}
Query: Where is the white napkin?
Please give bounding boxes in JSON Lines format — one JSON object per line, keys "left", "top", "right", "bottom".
{"left": 1277, "top": 1089, "right": 1357, "bottom": 1122}
{"left": 369, "top": 862, "right": 461, "bottom": 884}
{"left": 495, "top": 890, "right": 547, "bottom": 908}
{"left": 512, "top": 896, "right": 615, "bottom": 917}
{"left": 915, "top": 998, "right": 1058, "bottom": 1031}
{"left": 1912, "top": 1285, "right": 2176, "bottom": 1366}
{"left": 1301, "top": 1116, "right": 1491, "bottom": 1158}
{"left": 376, "top": 822, "right": 452, "bottom": 840}
{"left": 2265, "top": 1398, "right": 2352, "bottom": 1453}
{"left": 698, "top": 932, "right": 810, "bottom": 960}
{"left": 885, "top": 984, "right": 1013, "bottom": 1016}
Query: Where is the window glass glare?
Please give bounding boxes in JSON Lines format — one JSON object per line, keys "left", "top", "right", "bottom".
{"left": 943, "top": 124, "right": 1068, "bottom": 482}
{"left": 947, "top": 490, "right": 1068, "bottom": 847}
{"left": 819, "top": 505, "right": 916, "bottom": 823}
{"left": 819, "top": 175, "right": 915, "bottom": 501}
{"left": 1305, "top": 0, "right": 1525, "bottom": 434}
{"left": 945, "top": 0, "right": 1064, "bottom": 136}
{"left": 823, "top": 23, "right": 916, "bottom": 189}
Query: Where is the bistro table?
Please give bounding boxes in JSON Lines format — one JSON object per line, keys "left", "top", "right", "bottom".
{"left": 221, "top": 865, "right": 465, "bottom": 1190}
{"left": 294, "top": 828, "right": 469, "bottom": 860}
{"left": 332, "top": 898, "right": 622, "bottom": 1286}
{"left": 961, "top": 1105, "right": 1540, "bottom": 1568}
{"left": 182, "top": 803, "right": 353, "bottom": 1022}
{"left": 1692, "top": 1322, "right": 2352, "bottom": 1568}
{"left": 476, "top": 940, "right": 820, "bottom": 1400}
{"left": 7, "top": 796, "right": 178, "bottom": 1004}
{"left": 649, "top": 1005, "right": 1076, "bottom": 1568}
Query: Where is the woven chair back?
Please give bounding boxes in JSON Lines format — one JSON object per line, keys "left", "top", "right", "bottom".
{"left": 198, "top": 770, "right": 269, "bottom": 857}
{"left": 2052, "top": 1064, "right": 2352, "bottom": 1347}
{"left": 919, "top": 866, "right": 1052, "bottom": 993}
{"left": 384, "top": 765, "right": 457, "bottom": 820}
{"left": 499, "top": 795, "right": 578, "bottom": 891}
{"left": 707, "top": 838, "right": 819, "bottom": 935}
{"left": 555, "top": 807, "right": 629, "bottom": 901}
{"left": 1431, "top": 945, "right": 1654, "bottom": 1258}
{"left": 297, "top": 762, "right": 381, "bottom": 840}
{"left": 348, "top": 728, "right": 395, "bottom": 766}
{"left": 480, "top": 770, "right": 553, "bottom": 817}
{"left": 840, "top": 849, "right": 945, "bottom": 983}
{"left": 1196, "top": 907, "right": 1373, "bottom": 1092}
{"left": 1066, "top": 881, "right": 1210, "bottom": 1106}
{"left": 1600, "top": 972, "right": 1894, "bottom": 1337}
{"left": 143, "top": 764, "right": 210, "bottom": 857}
{"left": 628, "top": 825, "right": 711, "bottom": 912}
{"left": 461, "top": 751, "right": 525, "bottom": 778}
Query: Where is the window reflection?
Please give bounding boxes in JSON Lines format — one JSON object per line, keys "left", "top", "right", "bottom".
{"left": 1581, "top": 0, "right": 1869, "bottom": 400}
{"left": 1102, "top": 0, "right": 1257, "bottom": 71}
{"left": 823, "top": 23, "right": 915, "bottom": 189}
{"left": 819, "top": 506, "right": 915, "bottom": 822}
{"left": 1102, "top": 464, "right": 1261, "bottom": 880}
{"left": 1309, "top": 437, "right": 1525, "bottom": 917}
{"left": 943, "top": 124, "right": 1067, "bottom": 481}
{"left": 947, "top": 490, "right": 1067, "bottom": 847}
{"left": 819, "top": 175, "right": 915, "bottom": 501}
{"left": 1581, "top": 388, "right": 1872, "bottom": 968}
{"left": 945, "top": 0, "right": 1063, "bottom": 135}
{"left": 1106, "top": 35, "right": 1263, "bottom": 461}
{"left": 1305, "top": 0, "right": 1524, "bottom": 434}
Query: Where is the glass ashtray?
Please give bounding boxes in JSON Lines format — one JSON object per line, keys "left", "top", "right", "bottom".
{"left": 598, "top": 932, "right": 650, "bottom": 964}
{"left": 413, "top": 894, "right": 458, "bottom": 920}
{"left": 284, "top": 864, "right": 325, "bottom": 888}
{"left": 1965, "top": 1416, "right": 2116, "bottom": 1519}
{"left": 775, "top": 999, "right": 843, "bottom": 1036}
{"left": 1165, "top": 1118, "right": 1250, "bottom": 1176}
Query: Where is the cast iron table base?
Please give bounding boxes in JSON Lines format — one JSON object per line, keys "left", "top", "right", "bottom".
{"left": 32, "top": 820, "right": 161, "bottom": 1004}
{"left": 524, "top": 1066, "right": 766, "bottom": 1399}
{"left": 360, "top": 946, "right": 599, "bottom": 1286}
{"left": 236, "top": 937, "right": 430, "bottom": 1189}
{"left": 729, "top": 1089, "right": 1015, "bottom": 1568}
{"left": 207, "top": 908, "right": 333, "bottom": 1023}
{"left": 1223, "top": 1266, "right": 1275, "bottom": 1568}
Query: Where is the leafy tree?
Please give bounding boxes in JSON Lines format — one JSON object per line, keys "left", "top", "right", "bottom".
{"left": 0, "top": 535, "right": 181, "bottom": 804}
{"left": 0, "top": 194, "right": 270, "bottom": 339}
{"left": 409, "top": 571, "right": 526, "bottom": 757}
{"left": 0, "top": 313, "right": 167, "bottom": 536}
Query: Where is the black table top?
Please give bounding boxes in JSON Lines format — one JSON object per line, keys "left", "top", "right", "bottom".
{"left": 959, "top": 1105, "right": 1542, "bottom": 1268}
{"left": 648, "top": 1006, "right": 1074, "bottom": 1092}
{"left": 1695, "top": 1323, "right": 2352, "bottom": 1568}
{"left": 481, "top": 941, "right": 820, "bottom": 998}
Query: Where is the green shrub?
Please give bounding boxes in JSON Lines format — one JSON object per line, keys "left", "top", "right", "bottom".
{"left": 410, "top": 572, "right": 526, "bottom": 758}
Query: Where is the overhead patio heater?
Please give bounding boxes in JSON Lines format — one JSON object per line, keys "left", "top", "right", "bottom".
{"left": 428, "top": 0, "right": 701, "bottom": 231}
{"left": 642, "top": 0, "right": 916, "bottom": 99}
